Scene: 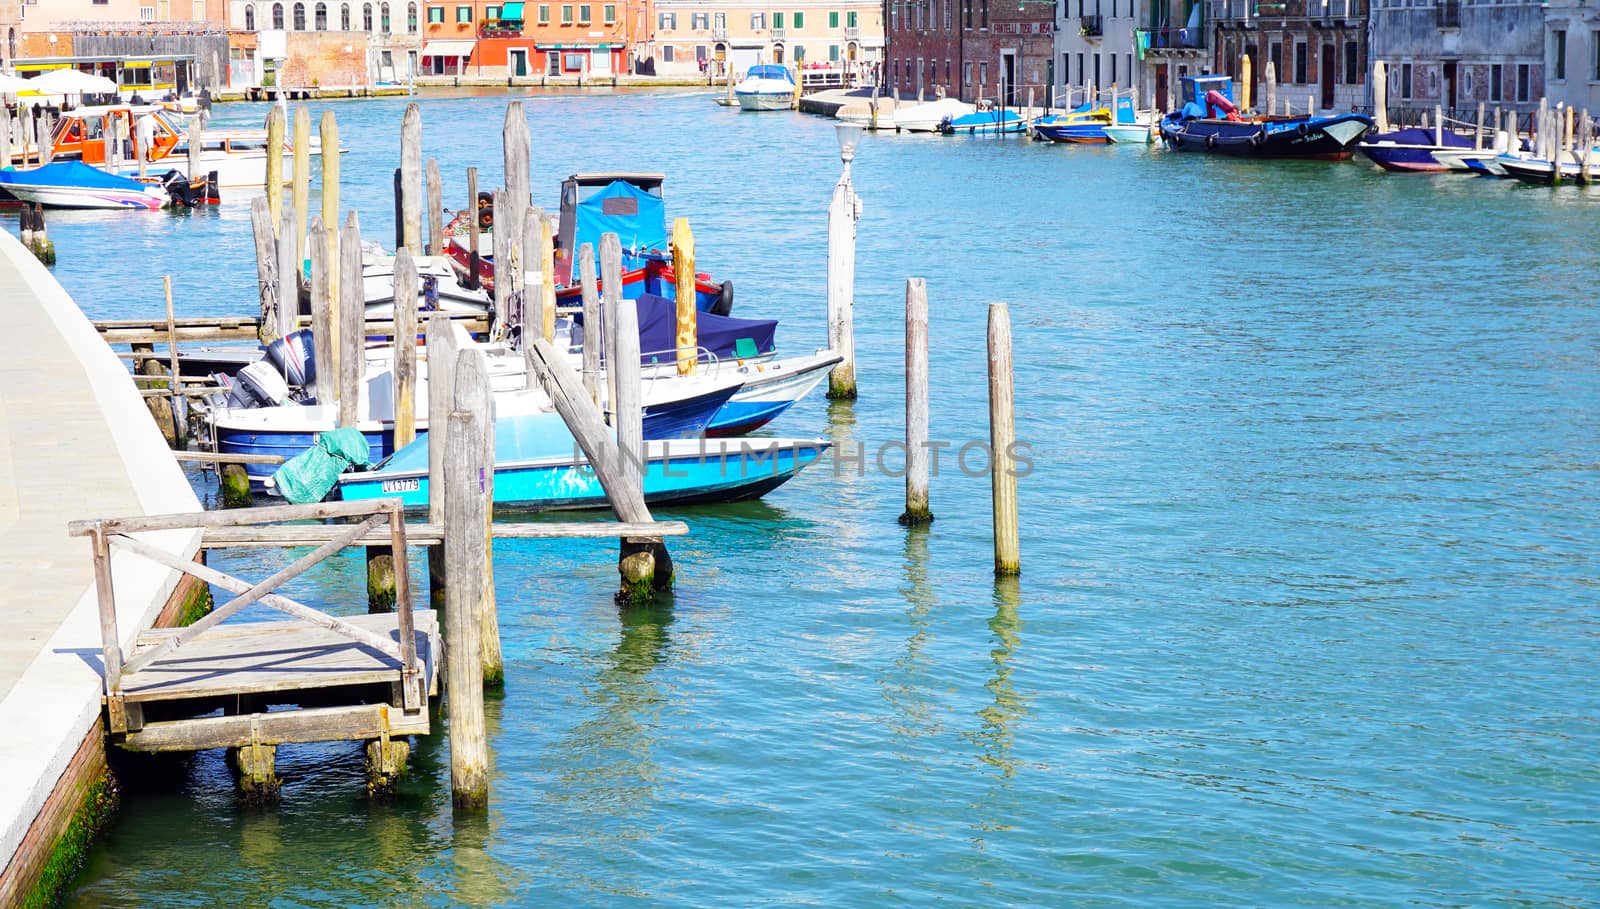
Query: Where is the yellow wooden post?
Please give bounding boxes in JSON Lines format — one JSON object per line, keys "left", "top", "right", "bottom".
{"left": 539, "top": 215, "right": 557, "bottom": 342}
{"left": 670, "top": 218, "right": 697, "bottom": 376}
{"left": 1240, "top": 54, "right": 1252, "bottom": 114}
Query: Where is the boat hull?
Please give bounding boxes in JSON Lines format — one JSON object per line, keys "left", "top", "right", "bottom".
{"left": 736, "top": 92, "right": 793, "bottom": 111}
{"left": 3, "top": 184, "right": 164, "bottom": 209}
{"left": 1104, "top": 124, "right": 1154, "bottom": 144}
{"left": 707, "top": 351, "right": 841, "bottom": 436}
{"left": 338, "top": 437, "right": 832, "bottom": 511}
{"left": 1033, "top": 124, "right": 1110, "bottom": 143}
{"left": 1499, "top": 157, "right": 1597, "bottom": 185}
{"left": 1160, "top": 113, "right": 1374, "bottom": 160}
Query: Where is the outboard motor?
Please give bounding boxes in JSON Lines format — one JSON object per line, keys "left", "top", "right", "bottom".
{"left": 263, "top": 329, "right": 317, "bottom": 388}
{"left": 228, "top": 360, "right": 289, "bottom": 409}
{"left": 159, "top": 169, "right": 206, "bottom": 207}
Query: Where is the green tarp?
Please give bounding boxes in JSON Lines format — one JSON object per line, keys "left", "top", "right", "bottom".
{"left": 272, "top": 426, "right": 372, "bottom": 504}
{"left": 499, "top": 2, "right": 525, "bottom": 21}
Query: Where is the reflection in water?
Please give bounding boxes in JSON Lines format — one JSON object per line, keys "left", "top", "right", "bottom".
{"left": 539, "top": 604, "right": 674, "bottom": 898}
{"left": 445, "top": 697, "right": 523, "bottom": 905}
{"left": 882, "top": 527, "right": 939, "bottom": 737}
{"left": 976, "top": 576, "right": 1026, "bottom": 779}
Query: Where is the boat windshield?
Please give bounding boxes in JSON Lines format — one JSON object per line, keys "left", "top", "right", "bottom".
{"left": 746, "top": 65, "right": 793, "bottom": 82}
{"left": 152, "top": 110, "right": 185, "bottom": 134}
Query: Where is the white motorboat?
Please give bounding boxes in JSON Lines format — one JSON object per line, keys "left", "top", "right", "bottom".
{"left": 734, "top": 65, "right": 797, "bottom": 111}
{"left": 892, "top": 97, "right": 975, "bottom": 133}
{"left": 356, "top": 243, "right": 492, "bottom": 317}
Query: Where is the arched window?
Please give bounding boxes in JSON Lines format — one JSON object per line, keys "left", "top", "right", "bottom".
{"left": 314, "top": 2, "right": 327, "bottom": 28}
{"left": 292, "top": 2, "right": 306, "bottom": 29}
{"left": 380, "top": 2, "right": 390, "bottom": 32}
{"left": 244, "top": 3, "right": 256, "bottom": 29}
{"left": 340, "top": 3, "right": 350, "bottom": 29}
{"left": 407, "top": 2, "right": 417, "bottom": 32}
{"left": 362, "top": 2, "right": 372, "bottom": 29}
{"left": 272, "top": 2, "right": 285, "bottom": 28}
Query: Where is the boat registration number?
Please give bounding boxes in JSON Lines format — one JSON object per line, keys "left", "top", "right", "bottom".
{"left": 381, "top": 478, "right": 420, "bottom": 494}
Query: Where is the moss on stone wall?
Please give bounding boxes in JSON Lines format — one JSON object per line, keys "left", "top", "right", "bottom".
{"left": 24, "top": 769, "right": 119, "bottom": 909}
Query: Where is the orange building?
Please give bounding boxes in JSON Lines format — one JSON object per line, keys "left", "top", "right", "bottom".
{"left": 418, "top": 0, "right": 644, "bottom": 77}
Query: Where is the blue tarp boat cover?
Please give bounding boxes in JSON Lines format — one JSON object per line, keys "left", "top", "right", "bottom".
{"left": 574, "top": 179, "right": 667, "bottom": 259}
{"left": 631, "top": 293, "right": 777, "bottom": 363}
{"left": 0, "top": 160, "right": 150, "bottom": 191}
{"left": 1364, "top": 127, "right": 1475, "bottom": 149}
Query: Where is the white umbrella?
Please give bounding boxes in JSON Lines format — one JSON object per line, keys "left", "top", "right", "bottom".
{"left": 0, "top": 72, "right": 31, "bottom": 94}
{"left": 31, "top": 68, "right": 118, "bottom": 96}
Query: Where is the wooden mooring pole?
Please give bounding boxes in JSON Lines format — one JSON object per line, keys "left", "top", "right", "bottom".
{"left": 454, "top": 347, "right": 503, "bottom": 687}
{"left": 339, "top": 212, "right": 364, "bottom": 428}
{"left": 899, "top": 278, "right": 932, "bottom": 526}
{"left": 988, "top": 303, "right": 1019, "bottom": 576}
{"left": 600, "top": 234, "right": 623, "bottom": 417}
{"left": 368, "top": 248, "right": 420, "bottom": 613}
{"left": 292, "top": 107, "right": 311, "bottom": 270}
{"left": 426, "top": 158, "right": 444, "bottom": 257}
{"left": 826, "top": 125, "right": 861, "bottom": 399}
{"left": 671, "top": 217, "right": 697, "bottom": 375}
{"left": 251, "top": 196, "right": 281, "bottom": 345}
{"left": 401, "top": 103, "right": 423, "bottom": 254}
{"left": 265, "top": 107, "right": 285, "bottom": 226}
{"left": 426, "top": 313, "right": 460, "bottom": 609}
{"left": 578, "top": 242, "right": 602, "bottom": 406}
{"left": 309, "top": 216, "right": 335, "bottom": 402}
{"left": 465, "top": 167, "right": 482, "bottom": 290}
{"left": 444, "top": 404, "right": 489, "bottom": 809}
{"left": 276, "top": 202, "right": 297, "bottom": 345}
{"left": 320, "top": 111, "right": 341, "bottom": 312}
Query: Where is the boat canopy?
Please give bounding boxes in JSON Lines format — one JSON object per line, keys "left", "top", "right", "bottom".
{"left": 744, "top": 64, "right": 795, "bottom": 83}
{"left": 573, "top": 179, "right": 667, "bottom": 261}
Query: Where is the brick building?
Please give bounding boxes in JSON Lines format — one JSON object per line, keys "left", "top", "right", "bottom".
{"left": 1209, "top": 0, "right": 1368, "bottom": 113}
{"left": 1369, "top": 0, "right": 1543, "bottom": 118}
{"left": 885, "top": 0, "right": 1054, "bottom": 103}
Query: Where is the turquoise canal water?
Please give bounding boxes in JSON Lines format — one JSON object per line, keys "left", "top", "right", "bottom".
{"left": 26, "top": 90, "right": 1600, "bottom": 906}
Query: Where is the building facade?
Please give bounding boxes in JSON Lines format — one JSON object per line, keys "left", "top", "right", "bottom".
{"left": 1209, "top": 0, "right": 1367, "bottom": 114}
{"left": 1, "top": 0, "right": 20, "bottom": 71}
{"left": 644, "top": 2, "right": 880, "bottom": 79}
{"left": 1543, "top": 1, "right": 1600, "bottom": 113}
{"left": 231, "top": 0, "right": 424, "bottom": 86}
{"left": 885, "top": 0, "right": 1054, "bottom": 103}
{"left": 1055, "top": 0, "right": 1139, "bottom": 106}
{"left": 1369, "top": 0, "right": 1543, "bottom": 118}
{"left": 1136, "top": 0, "right": 1206, "bottom": 110}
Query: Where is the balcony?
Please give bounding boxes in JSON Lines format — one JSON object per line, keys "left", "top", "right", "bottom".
{"left": 772, "top": 27, "right": 786, "bottom": 39}
{"left": 845, "top": 26, "right": 860, "bottom": 39}
{"left": 1436, "top": 0, "right": 1460, "bottom": 28}
{"left": 1137, "top": 26, "right": 1206, "bottom": 51}
{"left": 1078, "top": 15, "right": 1103, "bottom": 37}
{"left": 712, "top": 27, "right": 728, "bottom": 41}
{"left": 479, "top": 18, "right": 522, "bottom": 38}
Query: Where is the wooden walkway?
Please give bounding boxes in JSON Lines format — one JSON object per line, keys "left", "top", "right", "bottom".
{"left": 118, "top": 612, "right": 439, "bottom": 752}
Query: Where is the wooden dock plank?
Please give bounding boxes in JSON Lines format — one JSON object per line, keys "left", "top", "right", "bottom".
{"left": 118, "top": 611, "right": 437, "bottom": 703}
{"left": 118, "top": 702, "right": 430, "bottom": 752}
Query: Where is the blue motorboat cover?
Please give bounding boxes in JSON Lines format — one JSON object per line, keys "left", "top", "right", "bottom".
{"left": 574, "top": 179, "right": 667, "bottom": 259}
{"left": 1362, "top": 127, "right": 1474, "bottom": 149}
{"left": 631, "top": 292, "right": 777, "bottom": 363}
{"left": 0, "top": 160, "right": 151, "bottom": 191}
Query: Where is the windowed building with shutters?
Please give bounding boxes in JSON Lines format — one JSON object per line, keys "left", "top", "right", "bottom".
{"left": 1543, "top": 0, "right": 1600, "bottom": 113}
{"left": 884, "top": 0, "right": 1055, "bottom": 105}
{"left": 1368, "top": 0, "right": 1543, "bottom": 119}
{"left": 1055, "top": 0, "right": 1142, "bottom": 109}
{"left": 1209, "top": 0, "right": 1368, "bottom": 115}
{"left": 642, "top": 1, "right": 883, "bottom": 80}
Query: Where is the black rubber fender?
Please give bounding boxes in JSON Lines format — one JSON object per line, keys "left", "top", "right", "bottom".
{"left": 712, "top": 279, "right": 734, "bottom": 316}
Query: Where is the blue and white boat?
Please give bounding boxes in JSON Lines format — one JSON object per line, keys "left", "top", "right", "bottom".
{"left": 336, "top": 411, "right": 831, "bottom": 511}
{"left": 734, "top": 65, "right": 797, "bottom": 111}
{"left": 939, "top": 108, "right": 1029, "bottom": 135}
{"left": 0, "top": 160, "right": 167, "bottom": 209}
{"left": 214, "top": 345, "right": 744, "bottom": 489}
{"left": 1031, "top": 104, "right": 1113, "bottom": 144}
{"left": 604, "top": 292, "right": 841, "bottom": 435}
{"left": 1103, "top": 96, "right": 1155, "bottom": 145}
{"left": 1359, "top": 126, "right": 1476, "bottom": 173}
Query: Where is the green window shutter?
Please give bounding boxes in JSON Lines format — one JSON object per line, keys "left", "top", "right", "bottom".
{"left": 829, "top": 11, "right": 838, "bottom": 27}
{"left": 793, "top": 11, "right": 804, "bottom": 27}
{"left": 773, "top": 11, "right": 783, "bottom": 28}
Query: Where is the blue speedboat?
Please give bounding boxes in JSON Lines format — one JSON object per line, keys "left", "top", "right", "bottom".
{"left": 336, "top": 411, "right": 830, "bottom": 511}
{"left": 939, "top": 108, "right": 1029, "bottom": 135}
{"left": 1031, "top": 104, "right": 1113, "bottom": 144}
{"left": 1159, "top": 74, "right": 1373, "bottom": 159}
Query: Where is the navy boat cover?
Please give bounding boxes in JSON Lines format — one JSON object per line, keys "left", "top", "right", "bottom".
{"left": 578, "top": 293, "right": 777, "bottom": 363}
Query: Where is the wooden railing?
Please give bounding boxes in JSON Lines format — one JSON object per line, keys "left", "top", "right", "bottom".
{"left": 69, "top": 499, "right": 421, "bottom": 734}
